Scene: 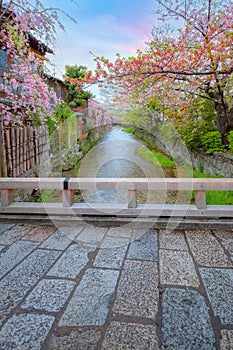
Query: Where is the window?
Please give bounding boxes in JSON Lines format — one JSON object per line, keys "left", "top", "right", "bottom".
{"left": 0, "top": 49, "right": 8, "bottom": 73}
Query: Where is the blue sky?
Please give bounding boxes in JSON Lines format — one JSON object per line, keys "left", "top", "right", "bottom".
{"left": 44, "top": 0, "right": 156, "bottom": 79}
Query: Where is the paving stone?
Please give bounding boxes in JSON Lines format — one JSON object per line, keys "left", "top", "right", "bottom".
{"left": 0, "top": 249, "right": 60, "bottom": 325}
{"left": 0, "top": 223, "right": 14, "bottom": 234}
{"left": 162, "top": 288, "right": 216, "bottom": 349}
{"left": 159, "top": 249, "right": 199, "bottom": 287}
{"left": 113, "top": 260, "right": 158, "bottom": 318}
{"left": 59, "top": 268, "right": 119, "bottom": 326}
{"left": 132, "top": 227, "right": 152, "bottom": 240}
{"left": 0, "top": 240, "right": 38, "bottom": 279}
{"left": 101, "top": 236, "right": 129, "bottom": 249}
{"left": 0, "top": 224, "right": 35, "bottom": 245}
{"left": 40, "top": 229, "right": 73, "bottom": 250}
{"left": 47, "top": 243, "right": 95, "bottom": 279}
{"left": 107, "top": 227, "right": 132, "bottom": 239}
{"left": 186, "top": 229, "right": 232, "bottom": 267}
{"left": 159, "top": 230, "right": 188, "bottom": 251}
{"left": 127, "top": 229, "right": 158, "bottom": 261}
{"left": 77, "top": 226, "right": 107, "bottom": 246}
{"left": 214, "top": 230, "right": 233, "bottom": 259}
{"left": 102, "top": 321, "right": 159, "bottom": 350}
{"left": 21, "top": 279, "right": 75, "bottom": 312}
{"left": 47, "top": 329, "right": 102, "bottom": 350}
{"left": 200, "top": 268, "right": 233, "bottom": 324}
{"left": 55, "top": 225, "right": 85, "bottom": 241}
{"left": 0, "top": 313, "right": 55, "bottom": 350}
{"left": 94, "top": 244, "right": 128, "bottom": 269}
{"left": 22, "top": 225, "right": 57, "bottom": 242}
{"left": 220, "top": 330, "right": 233, "bottom": 350}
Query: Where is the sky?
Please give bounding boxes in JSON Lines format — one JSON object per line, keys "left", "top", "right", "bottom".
{"left": 43, "top": 0, "right": 156, "bottom": 81}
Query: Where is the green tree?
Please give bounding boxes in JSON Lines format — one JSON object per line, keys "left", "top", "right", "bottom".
{"left": 63, "top": 65, "right": 93, "bottom": 107}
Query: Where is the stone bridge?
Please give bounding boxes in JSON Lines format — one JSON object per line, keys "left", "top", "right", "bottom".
{"left": 0, "top": 219, "right": 232, "bottom": 349}
{"left": 0, "top": 177, "right": 232, "bottom": 349}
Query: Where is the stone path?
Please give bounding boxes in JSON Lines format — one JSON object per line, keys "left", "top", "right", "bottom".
{"left": 0, "top": 221, "right": 232, "bottom": 349}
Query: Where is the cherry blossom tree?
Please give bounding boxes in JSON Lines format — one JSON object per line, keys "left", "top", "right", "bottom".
{"left": 82, "top": 0, "right": 233, "bottom": 144}
{"left": 0, "top": 0, "right": 77, "bottom": 126}
{"left": 87, "top": 99, "right": 112, "bottom": 129}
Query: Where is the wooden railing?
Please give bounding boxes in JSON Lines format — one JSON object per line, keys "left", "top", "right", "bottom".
{"left": 0, "top": 177, "right": 233, "bottom": 218}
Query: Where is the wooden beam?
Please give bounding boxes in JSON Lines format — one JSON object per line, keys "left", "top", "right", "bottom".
{"left": 1, "top": 202, "right": 233, "bottom": 218}
{"left": 1, "top": 177, "right": 233, "bottom": 191}
{"left": 67, "top": 177, "right": 233, "bottom": 191}
{"left": 0, "top": 178, "right": 64, "bottom": 190}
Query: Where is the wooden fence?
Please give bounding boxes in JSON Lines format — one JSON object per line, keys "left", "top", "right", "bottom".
{"left": 0, "top": 121, "right": 49, "bottom": 177}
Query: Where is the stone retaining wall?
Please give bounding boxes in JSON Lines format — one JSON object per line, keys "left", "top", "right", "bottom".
{"left": 136, "top": 129, "right": 233, "bottom": 177}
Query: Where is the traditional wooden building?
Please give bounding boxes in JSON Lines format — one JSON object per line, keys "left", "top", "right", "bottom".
{"left": 45, "top": 75, "right": 67, "bottom": 100}
{"left": 0, "top": 4, "right": 54, "bottom": 102}
{"left": 0, "top": 6, "right": 55, "bottom": 177}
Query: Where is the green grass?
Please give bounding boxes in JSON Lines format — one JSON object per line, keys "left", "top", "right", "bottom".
{"left": 36, "top": 189, "right": 54, "bottom": 203}
{"left": 193, "top": 171, "right": 233, "bottom": 205}
{"left": 124, "top": 127, "right": 175, "bottom": 169}
{"left": 137, "top": 146, "right": 176, "bottom": 168}
{"left": 123, "top": 127, "right": 135, "bottom": 134}
{"left": 123, "top": 128, "right": 157, "bottom": 150}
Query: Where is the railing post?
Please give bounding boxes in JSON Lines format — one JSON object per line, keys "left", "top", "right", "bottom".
{"left": 195, "top": 190, "right": 207, "bottom": 209}
{"left": 63, "top": 190, "right": 74, "bottom": 207}
{"left": 128, "top": 190, "right": 137, "bottom": 208}
{"left": 62, "top": 177, "right": 74, "bottom": 207}
{"left": 1, "top": 189, "right": 14, "bottom": 206}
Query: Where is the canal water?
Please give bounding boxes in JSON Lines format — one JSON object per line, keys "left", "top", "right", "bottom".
{"left": 62, "top": 127, "right": 180, "bottom": 205}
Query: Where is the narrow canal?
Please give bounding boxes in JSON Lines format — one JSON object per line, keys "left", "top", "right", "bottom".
{"left": 63, "top": 127, "right": 180, "bottom": 205}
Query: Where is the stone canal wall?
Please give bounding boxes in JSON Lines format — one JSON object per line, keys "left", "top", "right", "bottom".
{"left": 155, "top": 133, "right": 233, "bottom": 177}
{"left": 134, "top": 128, "right": 233, "bottom": 177}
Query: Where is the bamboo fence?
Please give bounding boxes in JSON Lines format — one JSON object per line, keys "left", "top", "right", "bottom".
{"left": 0, "top": 121, "right": 49, "bottom": 177}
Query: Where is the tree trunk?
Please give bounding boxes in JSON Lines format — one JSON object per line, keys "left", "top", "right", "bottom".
{"left": 214, "top": 102, "right": 233, "bottom": 146}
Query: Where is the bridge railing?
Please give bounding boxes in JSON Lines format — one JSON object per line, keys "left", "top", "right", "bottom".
{"left": 0, "top": 177, "right": 233, "bottom": 217}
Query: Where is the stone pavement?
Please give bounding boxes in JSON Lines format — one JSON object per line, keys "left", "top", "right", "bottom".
{"left": 0, "top": 221, "right": 232, "bottom": 349}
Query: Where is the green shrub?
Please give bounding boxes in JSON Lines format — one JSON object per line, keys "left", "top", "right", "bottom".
{"left": 47, "top": 103, "right": 74, "bottom": 136}
{"left": 201, "top": 131, "right": 224, "bottom": 154}
{"left": 79, "top": 136, "right": 101, "bottom": 154}
{"left": 73, "top": 98, "right": 86, "bottom": 107}
{"left": 228, "top": 130, "right": 233, "bottom": 153}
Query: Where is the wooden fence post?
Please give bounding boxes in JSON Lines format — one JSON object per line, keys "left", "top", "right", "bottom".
{"left": 0, "top": 121, "right": 7, "bottom": 177}
{"left": 5, "top": 126, "right": 13, "bottom": 176}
